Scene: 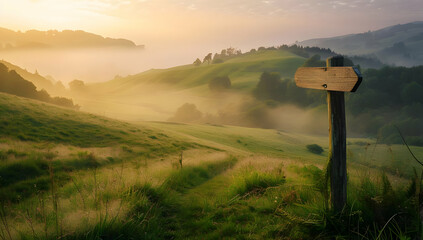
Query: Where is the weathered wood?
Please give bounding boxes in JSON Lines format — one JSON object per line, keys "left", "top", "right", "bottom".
{"left": 327, "top": 56, "right": 347, "bottom": 212}
{"left": 295, "top": 66, "right": 362, "bottom": 92}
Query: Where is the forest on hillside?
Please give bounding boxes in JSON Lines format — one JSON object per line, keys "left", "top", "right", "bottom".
{"left": 0, "top": 63, "right": 79, "bottom": 109}
{"left": 182, "top": 50, "right": 423, "bottom": 146}
{"left": 252, "top": 62, "right": 423, "bottom": 146}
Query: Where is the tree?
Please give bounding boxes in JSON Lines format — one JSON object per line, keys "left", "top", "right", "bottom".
{"left": 220, "top": 49, "right": 227, "bottom": 56}
{"left": 193, "top": 58, "right": 202, "bottom": 66}
{"left": 203, "top": 53, "right": 212, "bottom": 64}
{"left": 0, "top": 63, "right": 78, "bottom": 109}
{"left": 306, "top": 144, "right": 324, "bottom": 154}
{"left": 401, "top": 82, "right": 423, "bottom": 104}
{"left": 209, "top": 76, "right": 231, "bottom": 91}
{"left": 69, "top": 79, "right": 85, "bottom": 91}
{"left": 302, "top": 54, "right": 325, "bottom": 67}
{"left": 226, "top": 47, "right": 235, "bottom": 56}
{"left": 254, "top": 72, "right": 283, "bottom": 101}
{"left": 168, "top": 103, "right": 202, "bottom": 122}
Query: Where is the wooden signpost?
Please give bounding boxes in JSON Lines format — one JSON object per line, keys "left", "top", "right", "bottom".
{"left": 294, "top": 56, "right": 362, "bottom": 212}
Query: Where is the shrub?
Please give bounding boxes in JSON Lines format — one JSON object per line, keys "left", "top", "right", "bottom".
{"left": 168, "top": 103, "right": 202, "bottom": 123}
{"left": 306, "top": 144, "right": 324, "bottom": 154}
{"left": 209, "top": 76, "right": 231, "bottom": 91}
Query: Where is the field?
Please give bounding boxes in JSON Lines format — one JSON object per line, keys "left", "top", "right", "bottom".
{"left": 1, "top": 92, "right": 423, "bottom": 239}
{"left": 70, "top": 49, "right": 306, "bottom": 121}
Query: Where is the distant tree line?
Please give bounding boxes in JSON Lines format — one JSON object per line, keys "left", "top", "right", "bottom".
{"left": 251, "top": 56, "right": 423, "bottom": 145}
{"left": 253, "top": 71, "right": 325, "bottom": 107}
{"left": 193, "top": 47, "right": 243, "bottom": 66}
{"left": 0, "top": 63, "right": 79, "bottom": 109}
{"left": 194, "top": 45, "right": 384, "bottom": 69}
{"left": 347, "top": 65, "right": 423, "bottom": 146}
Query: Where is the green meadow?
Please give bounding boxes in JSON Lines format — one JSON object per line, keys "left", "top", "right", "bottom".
{"left": 73, "top": 49, "right": 306, "bottom": 121}
{"left": 1, "top": 92, "right": 423, "bottom": 239}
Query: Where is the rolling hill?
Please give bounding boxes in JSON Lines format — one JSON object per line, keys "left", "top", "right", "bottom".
{"left": 97, "top": 49, "right": 305, "bottom": 93}
{"left": 59, "top": 47, "right": 423, "bottom": 147}
{"left": 300, "top": 21, "right": 423, "bottom": 66}
{"left": 1, "top": 88, "right": 423, "bottom": 239}
{"left": 70, "top": 49, "right": 307, "bottom": 121}
{"left": 0, "top": 59, "right": 62, "bottom": 93}
{"left": 0, "top": 27, "right": 144, "bottom": 50}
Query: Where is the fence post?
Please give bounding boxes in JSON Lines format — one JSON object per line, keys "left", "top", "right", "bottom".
{"left": 327, "top": 56, "right": 347, "bottom": 212}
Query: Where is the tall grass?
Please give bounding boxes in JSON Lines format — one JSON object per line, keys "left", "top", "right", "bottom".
{"left": 62, "top": 156, "right": 238, "bottom": 239}
{"left": 275, "top": 165, "right": 421, "bottom": 239}
{"left": 164, "top": 156, "right": 237, "bottom": 193}
{"left": 228, "top": 169, "right": 286, "bottom": 197}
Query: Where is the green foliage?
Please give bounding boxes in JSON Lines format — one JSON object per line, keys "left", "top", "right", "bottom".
{"left": 253, "top": 71, "right": 325, "bottom": 107}
{"left": 0, "top": 63, "right": 78, "bottom": 109}
{"left": 347, "top": 65, "right": 423, "bottom": 145}
{"left": 68, "top": 157, "right": 239, "bottom": 239}
{"left": 251, "top": 63, "right": 423, "bottom": 146}
{"left": 401, "top": 81, "right": 423, "bottom": 104}
{"left": 164, "top": 157, "right": 237, "bottom": 193}
{"left": 193, "top": 58, "right": 202, "bottom": 66}
{"left": 301, "top": 54, "right": 325, "bottom": 67}
{"left": 278, "top": 168, "right": 420, "bottom": 239}
{"left": 0, "top": 158, "right": 48, "bottom": 187}
{"left": 306, "top": 144, "right": 324, "bottom": 154}
{"left": 203, "top": 53, "right": 212, "bottom": 64}
{"left": 208, "top": 75, "right": 231, "bottom": 91}
{"left": 254, "top": 72, "right": 283, "bottom": 101}
{"left": 229, "top": 169, "right": 286, "bottom": 197}
{"left": 168, "top": 103, "right": 202, "bottom": 123}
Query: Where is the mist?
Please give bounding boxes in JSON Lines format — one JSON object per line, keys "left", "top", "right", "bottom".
{"left": 88, "top": 83, "right": 331, "bottom": 136}
{"left": 0, "top": 46, "right": 213, "bottom": 84}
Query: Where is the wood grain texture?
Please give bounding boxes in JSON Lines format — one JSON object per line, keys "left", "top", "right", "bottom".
{"left": 328, "top": 91, "right": 347, "bottom": 212}
{"left": 326, "top": 56, "right": 347, "bottom": 213}
{"left": 294, "top": 66, "right": 362, "bottom": 92}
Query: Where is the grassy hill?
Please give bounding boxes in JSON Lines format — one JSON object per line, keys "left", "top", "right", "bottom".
{"left": 300, "top": 21, "right": 423, "bottom": 66}
{"left": 1, "top": 91, "right": 423, "bottom": 239}
{"left": 0, "top": 92, "right": 195, "bottom": 199}
{"left": 70, "top": 49, "right": 306, "bottom": 121}
{"left": 0, "top": 60, "right": 58, "bottom": 92}
{"left": 0, "top": 92, "right": 193, "bottom": 149}
{"left": 94, "top": 49, "right": 304, "bottom": 94}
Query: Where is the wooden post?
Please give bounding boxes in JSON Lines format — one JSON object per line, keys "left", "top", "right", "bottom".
{"left": 179, "top": 151, "right": 183, "bottom": 169}
{"left": 295, "top": 55, "right": 361, "bottom": 212}
{"left": 327, "top": 56, "right": 347, "bottom": 212}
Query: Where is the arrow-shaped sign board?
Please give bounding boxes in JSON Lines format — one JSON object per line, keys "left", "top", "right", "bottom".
{"left": 295, "top": 67, "right": 362, "bottom": 92}
{"left": 294, "top": 57, "right": 363, "bottom": 212}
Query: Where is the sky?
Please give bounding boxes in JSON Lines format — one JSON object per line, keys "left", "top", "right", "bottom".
{"left": 1, "top": 0, "right": 422, "bottom": 49}
{"left": 0, "top": 0, "right": 422, "bottom": 82}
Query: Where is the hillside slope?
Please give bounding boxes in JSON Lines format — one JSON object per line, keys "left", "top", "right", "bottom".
{"left": 70, "top": 49, "right": 306, "bottom": 121}
{"left": 300, "top": 21, "right": 423, "bottom": 66}
{"left": 0, "top": 27, "right": 144, "bottom": 50}
{"left": 1, "top": 86, "right": 423, "bottom": 239}
{"left": 0, "top": 60, "right": 62, "bottom": 93}
{"left": 95, "top": 49, "right": 305, "bottom": 94}
{"left": 0, "top": 92, "right": 190, "bottom": 150}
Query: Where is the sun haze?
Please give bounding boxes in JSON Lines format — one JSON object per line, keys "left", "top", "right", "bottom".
{"left": 2, "top": 0, "right": 422, "bottom": 50}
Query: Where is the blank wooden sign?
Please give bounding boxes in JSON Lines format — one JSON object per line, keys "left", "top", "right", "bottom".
{"left": 295, "top": 67, "right": 362, "bottom": 92}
